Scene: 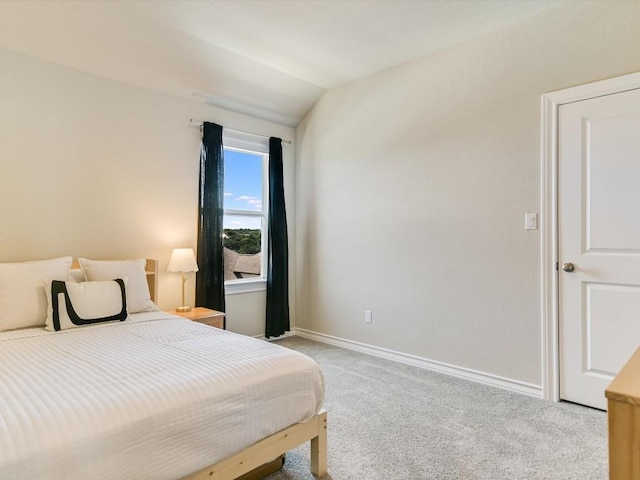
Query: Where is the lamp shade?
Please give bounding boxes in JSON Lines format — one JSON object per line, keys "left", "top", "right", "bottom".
{"left": 168, "top": 248, "right": 199, "bottom": 273}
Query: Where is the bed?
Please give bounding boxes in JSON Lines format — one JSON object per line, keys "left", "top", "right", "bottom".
{"left": 0, "top": 257, "right": 327, "bottom": 480}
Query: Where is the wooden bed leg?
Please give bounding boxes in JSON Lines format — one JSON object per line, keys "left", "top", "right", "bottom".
{"left": 310, "top": 411, "right": 327, "bottom": 477}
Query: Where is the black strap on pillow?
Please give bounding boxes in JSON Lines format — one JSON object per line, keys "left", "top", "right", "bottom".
{"left": 50, "top": 279, "right": 127, "bottom": 331}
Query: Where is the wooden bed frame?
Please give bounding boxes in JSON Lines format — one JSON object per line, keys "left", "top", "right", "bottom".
{"left": 71, "top": 259, "right": 328, "bottom": 479}
{"left": 185, "top": 410, "right": 327, "bottom": 480}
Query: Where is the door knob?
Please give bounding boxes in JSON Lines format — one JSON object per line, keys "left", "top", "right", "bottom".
{"left": 562, "top": 262, "right": 575, "bottom": 272}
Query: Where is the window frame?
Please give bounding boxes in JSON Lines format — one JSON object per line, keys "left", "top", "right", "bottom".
{"left": 222, "top": 133, "right": 269, "bottom": 295}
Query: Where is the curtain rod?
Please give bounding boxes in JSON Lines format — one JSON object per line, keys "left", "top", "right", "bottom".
{"left": 189, "top": 119, "right": 293, "bottom": 145}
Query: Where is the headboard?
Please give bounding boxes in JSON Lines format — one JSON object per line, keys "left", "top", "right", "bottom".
{"left": 70, "top": 259, "right": 158, "bottom": 304}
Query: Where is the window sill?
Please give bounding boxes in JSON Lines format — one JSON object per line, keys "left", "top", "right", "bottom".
{"left": 225, "top": 279, "right": 266, "bottom": 295}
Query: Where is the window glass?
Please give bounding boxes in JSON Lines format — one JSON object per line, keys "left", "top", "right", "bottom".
{"left": 223, "top": 216, "right": 263, "bottom": 281}
{"left": 224, "top": 149, "right": 263, "bottom": 212}
{"left": 223, "top": 147, "right": 267, "bottom": 283}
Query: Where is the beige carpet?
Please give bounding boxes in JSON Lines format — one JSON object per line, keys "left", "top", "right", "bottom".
{"left": 267, "top": 337, "right": 607, "bottom": 480}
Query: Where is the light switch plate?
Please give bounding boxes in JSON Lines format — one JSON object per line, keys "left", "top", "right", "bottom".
{"left": 525, "top": 213, "right": 538, "bottom": 230}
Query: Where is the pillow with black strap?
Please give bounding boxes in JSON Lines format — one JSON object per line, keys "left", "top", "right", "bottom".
{"left": 44, "top": 279, "right": 128, "bottom": 332}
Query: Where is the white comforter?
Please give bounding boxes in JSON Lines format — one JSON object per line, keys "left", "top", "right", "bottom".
{"left": 0, "top": 312, "right": 324, "bottom": 479}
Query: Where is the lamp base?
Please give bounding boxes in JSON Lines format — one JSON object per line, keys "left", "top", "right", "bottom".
{"left": 175, "top": 306, "right": 192, "bottom": 313}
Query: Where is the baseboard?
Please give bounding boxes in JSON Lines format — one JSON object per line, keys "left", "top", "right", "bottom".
{"left": 293, "top": 328, "right": 543, "bottom": 398}
{"left": 253, "top": 330, "right": 297, "bottom": 341}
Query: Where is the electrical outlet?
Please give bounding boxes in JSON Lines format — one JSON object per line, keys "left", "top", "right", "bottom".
{"left": 364, "top": 310, "right": 372, "bottom": 324}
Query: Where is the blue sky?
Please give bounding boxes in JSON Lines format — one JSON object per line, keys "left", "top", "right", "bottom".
{"left": 223, "top": 149, "right": 263, "bottom": 229}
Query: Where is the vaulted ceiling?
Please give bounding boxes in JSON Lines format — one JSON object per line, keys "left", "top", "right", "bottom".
{"left": 0, "top": 0, "right": 566, "bottom": 126}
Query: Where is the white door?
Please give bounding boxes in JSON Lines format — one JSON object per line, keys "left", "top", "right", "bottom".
{"left": 559, "top": 87, "right": 640, "bottom": 410}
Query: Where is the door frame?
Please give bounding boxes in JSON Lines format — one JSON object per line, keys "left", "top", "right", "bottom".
{"left": 541, "top": 71, "right": 640, "bottom": 401}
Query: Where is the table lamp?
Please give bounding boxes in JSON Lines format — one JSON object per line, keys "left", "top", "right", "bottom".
{"left": 168, "top": 248, "right": 199, "bottom": 312}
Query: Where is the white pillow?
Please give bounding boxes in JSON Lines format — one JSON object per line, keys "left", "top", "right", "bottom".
{"left": 0, "top": 256, "right": 73, "bottom": 332}
{"left": 67, "top": 268, "right": 85, "bottom": 283}
{"left": 44, "top": 279, "right": 128, "bottom": 331}
{"left": 78, "top": 258, "right": 157, "bottom": 313}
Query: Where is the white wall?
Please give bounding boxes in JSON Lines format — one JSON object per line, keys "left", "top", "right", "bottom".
{"left": 0, "top": 49, "right": 295, "bottom": 336}
{"left": 295, "top": 1, "right": 640, "bottom": 386}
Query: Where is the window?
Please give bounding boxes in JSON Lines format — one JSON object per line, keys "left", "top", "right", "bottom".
{"left": 223, "top": 133, "right": 268, "bottom": 293}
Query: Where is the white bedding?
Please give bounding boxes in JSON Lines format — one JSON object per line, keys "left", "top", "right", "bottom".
{"left": 0, "top": 312, "right": 324, "bottom": 479}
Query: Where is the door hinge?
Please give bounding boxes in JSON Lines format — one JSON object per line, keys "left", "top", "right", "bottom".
{"left": 556, "top": 262, "right": 559, "bottom": 271}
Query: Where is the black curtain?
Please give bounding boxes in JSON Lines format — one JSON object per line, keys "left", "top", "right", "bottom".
{"left": 195, "top": 122, "right": 226, "bottom": 314}
{"left": 265, "top": 137, "right": 289, "bottom": 338}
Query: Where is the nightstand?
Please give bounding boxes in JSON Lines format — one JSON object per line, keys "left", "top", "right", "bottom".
{"left": 169, "top": 307, "right": 225, "bottom": 329}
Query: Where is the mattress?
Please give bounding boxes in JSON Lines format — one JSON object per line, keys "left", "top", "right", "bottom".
{"left": 0, "top": 311, "right": 324, "bottom": 479}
